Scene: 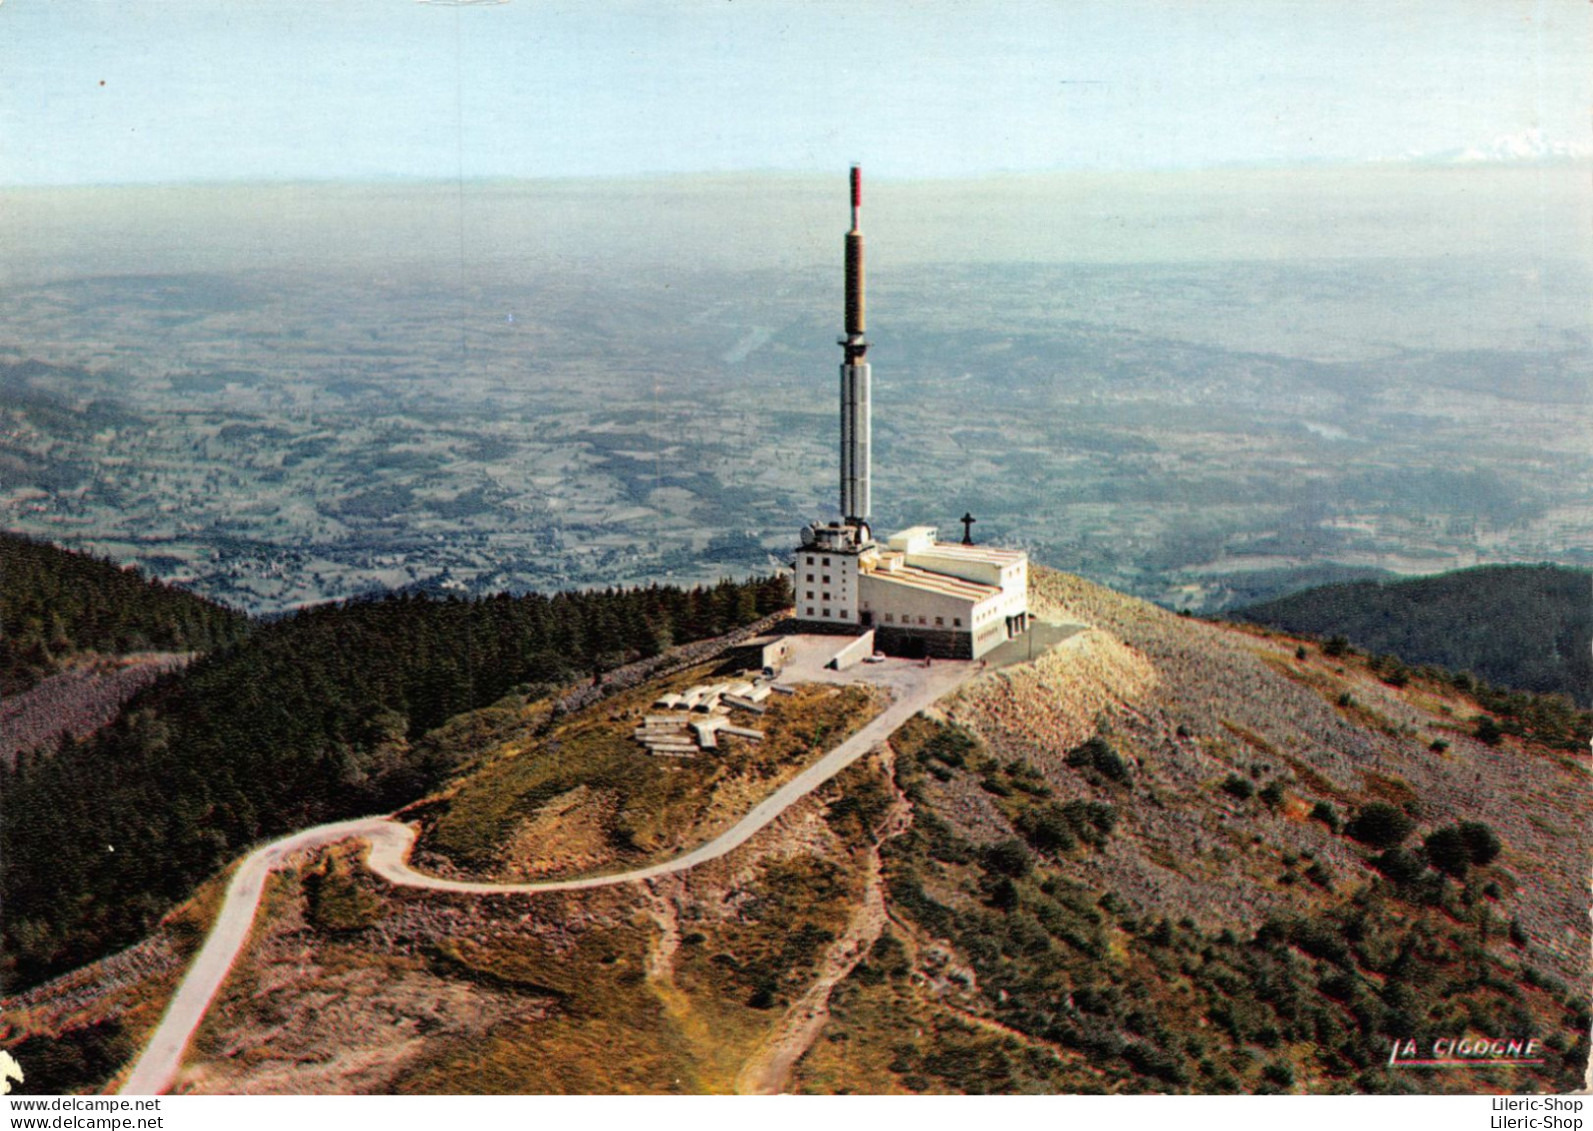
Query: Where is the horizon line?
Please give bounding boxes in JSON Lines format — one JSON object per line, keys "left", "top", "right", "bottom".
{"left": 4, "top": 155, "right": 1590, "bottom": 193}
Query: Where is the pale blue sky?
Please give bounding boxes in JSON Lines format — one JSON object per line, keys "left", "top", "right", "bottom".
{"left": 3, "top": 0, "right": 1588, "bottom": 185}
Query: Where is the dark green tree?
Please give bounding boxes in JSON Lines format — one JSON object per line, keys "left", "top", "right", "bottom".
{"left": 1345, "top": 802, "right": 1415, "bottom": 849}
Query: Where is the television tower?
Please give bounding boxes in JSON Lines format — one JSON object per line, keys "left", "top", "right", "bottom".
{"left": 839, "top": 164, "right": 871, "bottom": 529}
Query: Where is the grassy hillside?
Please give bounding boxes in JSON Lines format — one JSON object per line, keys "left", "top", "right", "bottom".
{"left": 0, "top": 533, "right": 249, "bottom": 695}
{"left": 0, "top": 575, "right": 788, "bottom": 991}
{"left": 419, "top": 672, "right": 881, "bottom": 881}
{"left": 788, "top": 571, "right": 1589, "bottom": 1093}
{"left": 1228, "top": 564, "right": 1591, "bottom": 707}
{"left": 10, "top": 567, "right": 1587, "bottom": 1094}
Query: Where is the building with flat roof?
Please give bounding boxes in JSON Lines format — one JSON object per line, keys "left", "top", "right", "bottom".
{"left": 791, "top": 169, "right": 1029, "bottom": 660}
{"left": 796, "top": 526, "right": 1028, "bottom": 659}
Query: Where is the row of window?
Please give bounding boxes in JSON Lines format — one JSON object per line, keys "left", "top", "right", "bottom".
{"left": 805, "top": 573, "right": 833, "bottom": 584}
{"left": 976, "top": 598, "right": 1019, "bottom": 623}
{"left": 878, "top": 613, "right": 962, "bottom": 628}
{"left": 803, "top": 555, "right": 832, "bottom": 567}
{"left": 802, "top": 605, "right": 995, "bottom": 632}
{"left": 805, "top": 590, "right": 833, "bottom": 602}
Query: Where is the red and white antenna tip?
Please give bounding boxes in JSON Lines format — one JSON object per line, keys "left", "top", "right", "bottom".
{"left": 850, "top": 165, "right": 861, "bottom": 210}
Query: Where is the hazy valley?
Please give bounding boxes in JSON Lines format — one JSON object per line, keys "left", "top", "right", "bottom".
{"left": 1, "top": 166, "right": 1587, "bottom": 614}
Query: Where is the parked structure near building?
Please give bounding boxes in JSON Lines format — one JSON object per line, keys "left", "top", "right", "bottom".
{"left": 637, "top": 679, "right": 769, "bottom": 756}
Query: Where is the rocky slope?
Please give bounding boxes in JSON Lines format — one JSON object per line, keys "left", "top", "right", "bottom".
{"left": 0, "top": 653, "right": 190, "bottom": 769}
{"left": 796, "top": 569, "right": 1589, "bottom": 1093}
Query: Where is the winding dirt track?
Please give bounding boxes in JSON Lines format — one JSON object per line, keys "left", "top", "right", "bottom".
{"left": 119, "top": 658, "right": 976, "bottom": 1095}
{"left": 734, "top": 747, "right": 915, "bottom": 1095}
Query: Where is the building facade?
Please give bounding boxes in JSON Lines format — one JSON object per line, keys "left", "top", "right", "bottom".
{"left": 796, "top": 524, "right": 1029, "bottom": 659}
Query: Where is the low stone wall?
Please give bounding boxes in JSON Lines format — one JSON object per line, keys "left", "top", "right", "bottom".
{"left": 556, "top": 611, "right": 790, "bottom": 716}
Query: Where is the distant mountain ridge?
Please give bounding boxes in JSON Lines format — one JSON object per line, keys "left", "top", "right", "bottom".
{"left": 1402, "top": 128, "right": 1591, "bottom": 166}
{"left": 1229, "top": 564, "right": 1591, "bottom": 706}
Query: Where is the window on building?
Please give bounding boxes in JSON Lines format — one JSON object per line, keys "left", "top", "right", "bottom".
{"left": 822, "top": 608, "right": 830, "bottom": 618}
{"left": 822, "top": 557, "right": 831, "bottom": 566}
{"left": 806, "top": 590, "right": 814, "bottom": 600}
{"left": 806, "top": 573, "right": 814, "bottom": 582}
{"left": 884, "top": 613, "right": 893, "bottom": 623}
{"left": 822, "top": 574, "right": 830, "bottom": 584}
{"left": 806, "top": 556, "right": 814, "bottom": 565}
{"left": 822, "top": 591, "right": 830, "bottom": 601}
{"left": 954, "top": 617, "right": 962, "bottom": 627}
{"left": 919, "top": 616, "right": 927, "bottom": 626}
{"left": 935, "top": 617, "right": 944, "bottom": 626}
{"left": 806, "top": 606, "right": 814, "bottom": 616}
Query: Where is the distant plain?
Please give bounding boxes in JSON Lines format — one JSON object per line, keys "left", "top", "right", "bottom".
{"left": 0, "top": 165, "right": 1586, "bottom": 612}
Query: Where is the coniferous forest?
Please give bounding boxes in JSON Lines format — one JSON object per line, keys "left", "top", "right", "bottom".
{"left": 0, "top": 533, "right": 250, "bottom": 695}
{"left": 1, "top": 554, "right": 789, "bottom": 992}
{"left": 1230, "top": 564, "right": 1592, "bottom": 707}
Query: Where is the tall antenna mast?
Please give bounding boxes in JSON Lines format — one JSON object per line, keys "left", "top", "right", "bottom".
{"left": 839, "top": 165, "right": 871, "bottom": 527}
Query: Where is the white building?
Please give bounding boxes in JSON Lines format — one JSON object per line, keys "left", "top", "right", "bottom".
{"left": 795, "top": 524, "right": 1028, "bottom": 659}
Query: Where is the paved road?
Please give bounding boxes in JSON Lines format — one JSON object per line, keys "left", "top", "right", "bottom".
{"left": 118, "top": 816, "right": 403, "bottom": 1096}
{"left": 117, "top": 652, "right": 978, "bottom": 1095}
